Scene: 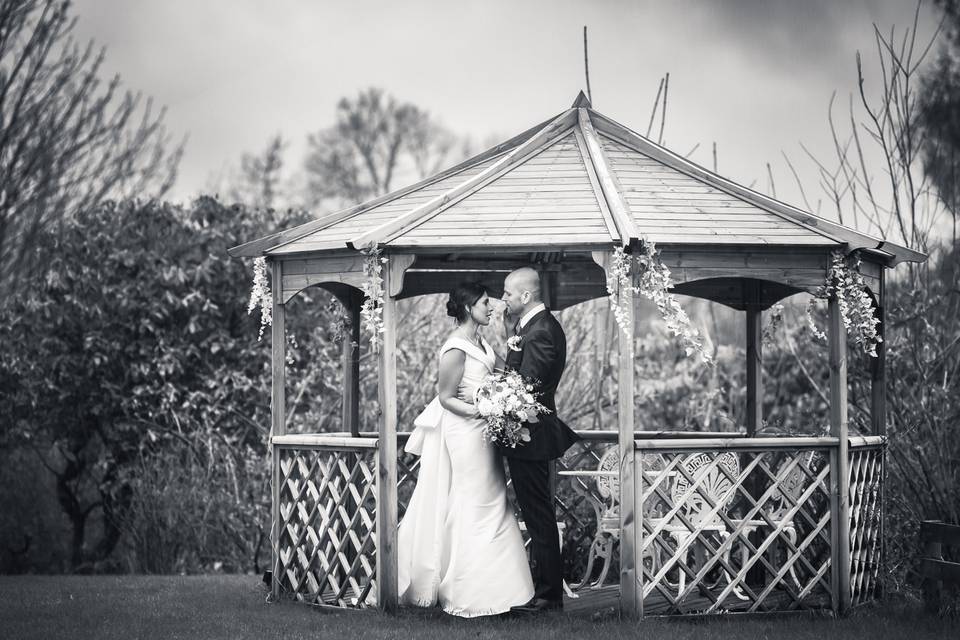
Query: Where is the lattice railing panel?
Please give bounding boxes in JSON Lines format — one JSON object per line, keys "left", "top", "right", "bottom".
{"left": 556, "top": 439, "right": 619, "bottom": 582}
{"left": 848, "top": 444, "right": 883, "bottom": 607}
{"left": 638, "top": 447, "right": 834, "bottom": 615}
{"left": 275, "top": 446, "right": 377, "bottom": 607}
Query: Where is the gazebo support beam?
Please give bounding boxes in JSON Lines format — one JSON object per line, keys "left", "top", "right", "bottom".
{"left": 343, "top": 290, "right": 361, "bottom": 437}
{"left": 376, "top": 268, "right": 399, "bottom": 613}
{"left": 619, "top": 281, "right": 639, "bottom": 617}
{"left": 828, "top": 296, "right": 851, "bottom": 614}
{"left": 745, "top": 307, "right": 762, "bottom": 437}
{"left": 593, "top": 249, "right": 640, "bottom": 618}
{"left": 270, "top": 260, "right": 286, "bottom": 602}
{"left": 870, "top": 271, "right": 886, "bottom": 599}
{"left": 744, "top": 301, "right": 766, "bottom": 586}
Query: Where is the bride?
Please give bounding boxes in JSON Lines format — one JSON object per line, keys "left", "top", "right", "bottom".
{"left": 397, "top": 282, "right": 534, "bottom": 617}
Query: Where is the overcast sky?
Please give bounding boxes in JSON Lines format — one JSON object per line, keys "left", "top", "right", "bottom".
{"left": 71, "top": 0, "right": 939, "bottom": 224}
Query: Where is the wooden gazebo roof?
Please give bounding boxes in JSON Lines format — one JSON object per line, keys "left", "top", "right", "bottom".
{"left": 231, "top": 92, "right": 923, "bottom": 265}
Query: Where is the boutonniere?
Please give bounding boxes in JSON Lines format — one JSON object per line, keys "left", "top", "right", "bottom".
{"left": 507, "top": 335, "right": 523, "bottom": 352}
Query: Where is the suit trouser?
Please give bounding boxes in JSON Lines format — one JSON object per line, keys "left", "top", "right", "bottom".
{"left": 507, "top": 456, "right": 562, "bottom": 602}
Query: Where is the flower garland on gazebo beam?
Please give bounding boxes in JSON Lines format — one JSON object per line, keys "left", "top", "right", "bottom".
{"left": 607, "top": 242, "right": 711, "bottom": 363}
{"left": 247, "top": 256, "right": 272, "bottom": 340}
{"left": 359, "top": 244, "right": 387, "bottom": 353}
{"left": 247, "top": 245, "right": 881, "bottom": 360}
{"left": 807, "top": 249, "right": 882, "bottom": 357}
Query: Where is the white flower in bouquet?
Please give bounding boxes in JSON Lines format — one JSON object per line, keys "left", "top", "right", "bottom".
{"left": 473, "top": 370, "right": 550, "bottom": 448}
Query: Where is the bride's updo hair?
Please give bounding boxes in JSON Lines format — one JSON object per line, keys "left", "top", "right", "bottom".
{"left": 446, "top": 282, "right": 489, "bottom": 324}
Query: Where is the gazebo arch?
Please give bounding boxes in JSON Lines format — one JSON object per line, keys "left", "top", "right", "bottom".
{"left": 229, "top": 92, "right": 923, "bottom": 618}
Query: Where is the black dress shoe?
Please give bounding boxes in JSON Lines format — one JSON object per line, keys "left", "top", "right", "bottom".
{"left": 510, "top": 597, "right": 563, "bottom": 614}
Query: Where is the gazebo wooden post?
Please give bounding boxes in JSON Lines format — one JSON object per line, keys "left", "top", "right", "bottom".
{"left": 744, "top": 296, "right": 764, "bottom": 586}
{"left": 376, "top": 262, "right": 399, "bottom": 613}
{"left": 828, "top": 295, "right": 851, "bottom": 614}
{"left": 870, "top": 270, "right": 886, "bottom": 597}
{"left": 592, "top": 300, "right": 609, "bottom": 430}
{"left": 618, "top": 275, "right": 639, "bottom": 618}
{"left": 270, "top": 259, "right": 286, "bottom": 601}
{"left": 745, "top": 306, "right": 762, "bottom": 437}
{"left": 343, "top": 290, "right": 361, "bottom": 437}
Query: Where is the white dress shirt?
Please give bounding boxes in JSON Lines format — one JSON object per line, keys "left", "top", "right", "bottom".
{"left": 518, "top": 303, "right": 547, "bottom": 330}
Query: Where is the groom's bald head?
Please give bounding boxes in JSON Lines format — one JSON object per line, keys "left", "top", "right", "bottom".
{"left": 502, "top": 267, "right": 542, "bottom": 318}
{"left": 505, "top": 268, "right": 541, "bottom": 300}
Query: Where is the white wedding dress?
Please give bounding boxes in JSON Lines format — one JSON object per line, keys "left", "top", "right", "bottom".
{"left": 397, "top": 335, "right": 534, "bottom": 617}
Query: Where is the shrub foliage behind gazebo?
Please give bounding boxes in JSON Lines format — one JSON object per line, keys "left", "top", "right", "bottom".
{"left": 230, "top": 93, "right": 924, "bottom": 618}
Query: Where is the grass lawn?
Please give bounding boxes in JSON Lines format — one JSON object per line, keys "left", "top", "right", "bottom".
{"left": 0, "top": 574, "right": 951, "bottom": 640}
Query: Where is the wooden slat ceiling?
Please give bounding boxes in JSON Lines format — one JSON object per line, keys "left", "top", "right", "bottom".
{"left": 232, "top": 95, "right": 923, "bottom": 264}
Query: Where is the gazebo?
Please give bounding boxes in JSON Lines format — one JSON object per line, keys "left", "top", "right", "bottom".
{"left": 229, "top": 92, "right": 924, "bottom": 618}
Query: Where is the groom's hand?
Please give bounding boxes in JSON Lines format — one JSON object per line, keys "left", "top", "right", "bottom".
{"left": 500, "top": 307, "right": 517, "bottom": 340}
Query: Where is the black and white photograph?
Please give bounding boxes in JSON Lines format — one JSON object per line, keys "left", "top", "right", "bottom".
{"left": 1, "top": 1, "right": 957, "bottom": 638}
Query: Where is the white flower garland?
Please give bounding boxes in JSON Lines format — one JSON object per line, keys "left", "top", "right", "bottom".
{"left": 360, "top": 244, "right": 387, "bottom": 352}
{"left": 806, "top": 250, "right": 882, "bottom": 356}
{"left": 606, "top": 246, "right": 634, "bottom": 352}
{"left": 607, "top": 243, "right": 711, "bottom": 363}
{"left": 247, "top": 256, "right": 272, "bottom": 341}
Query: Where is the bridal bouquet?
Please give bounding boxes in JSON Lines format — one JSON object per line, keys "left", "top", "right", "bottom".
{"left": 474, "top": 370, "right": 549, "bottom": 448}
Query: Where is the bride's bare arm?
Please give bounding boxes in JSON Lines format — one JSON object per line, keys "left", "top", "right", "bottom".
{"left": 493, "top": 352, "right": 506, "bottom": 370}
{"left": 438, "top": 349, "right": 479, "bottom": 418}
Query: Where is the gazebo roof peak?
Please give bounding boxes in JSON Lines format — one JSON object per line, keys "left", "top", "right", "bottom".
{"left": 571, "top": 90, "right": 592, "bottom": 108}
{"left": 229, "top": 98, "right": 925, "bottom": 265}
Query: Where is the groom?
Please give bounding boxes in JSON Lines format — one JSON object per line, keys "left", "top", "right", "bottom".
{"left": 500, "top": 267, "right": 581, "bottom": 613}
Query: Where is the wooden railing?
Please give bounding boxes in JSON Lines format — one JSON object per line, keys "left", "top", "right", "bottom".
{"left": 631, "top": 437, "right": 836, "bottom": 615}
{"left": 271, "top": 434, "right": 378, "bottom": 607}
{"left": 848, "top": 436, "right": 884, "bottom": 607}
{"left": 269, "top": 431, "right": 885, "bottom": 617}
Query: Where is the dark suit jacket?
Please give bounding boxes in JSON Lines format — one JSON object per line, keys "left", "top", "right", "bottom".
{"left": 502, "top": 309, "right": 581, "bottom": 460}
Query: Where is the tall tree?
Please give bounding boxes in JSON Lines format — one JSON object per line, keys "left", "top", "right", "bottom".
{"left": 0, "top": 0, "right": 182, "bottom": 297}
{"left": 0, "top": 197, "right": 326, "bottom": 570}
{"left": 920, "top": 0, "right": 960, "bottom": 249}
{"left": 782, "top": 3, "right": 942, "bottom": 257}
{"left": 226, "top": 134, "right": 287, "bottom": 210}
{"left": 302, "top": 87, "right": 456, "bottom": 208}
